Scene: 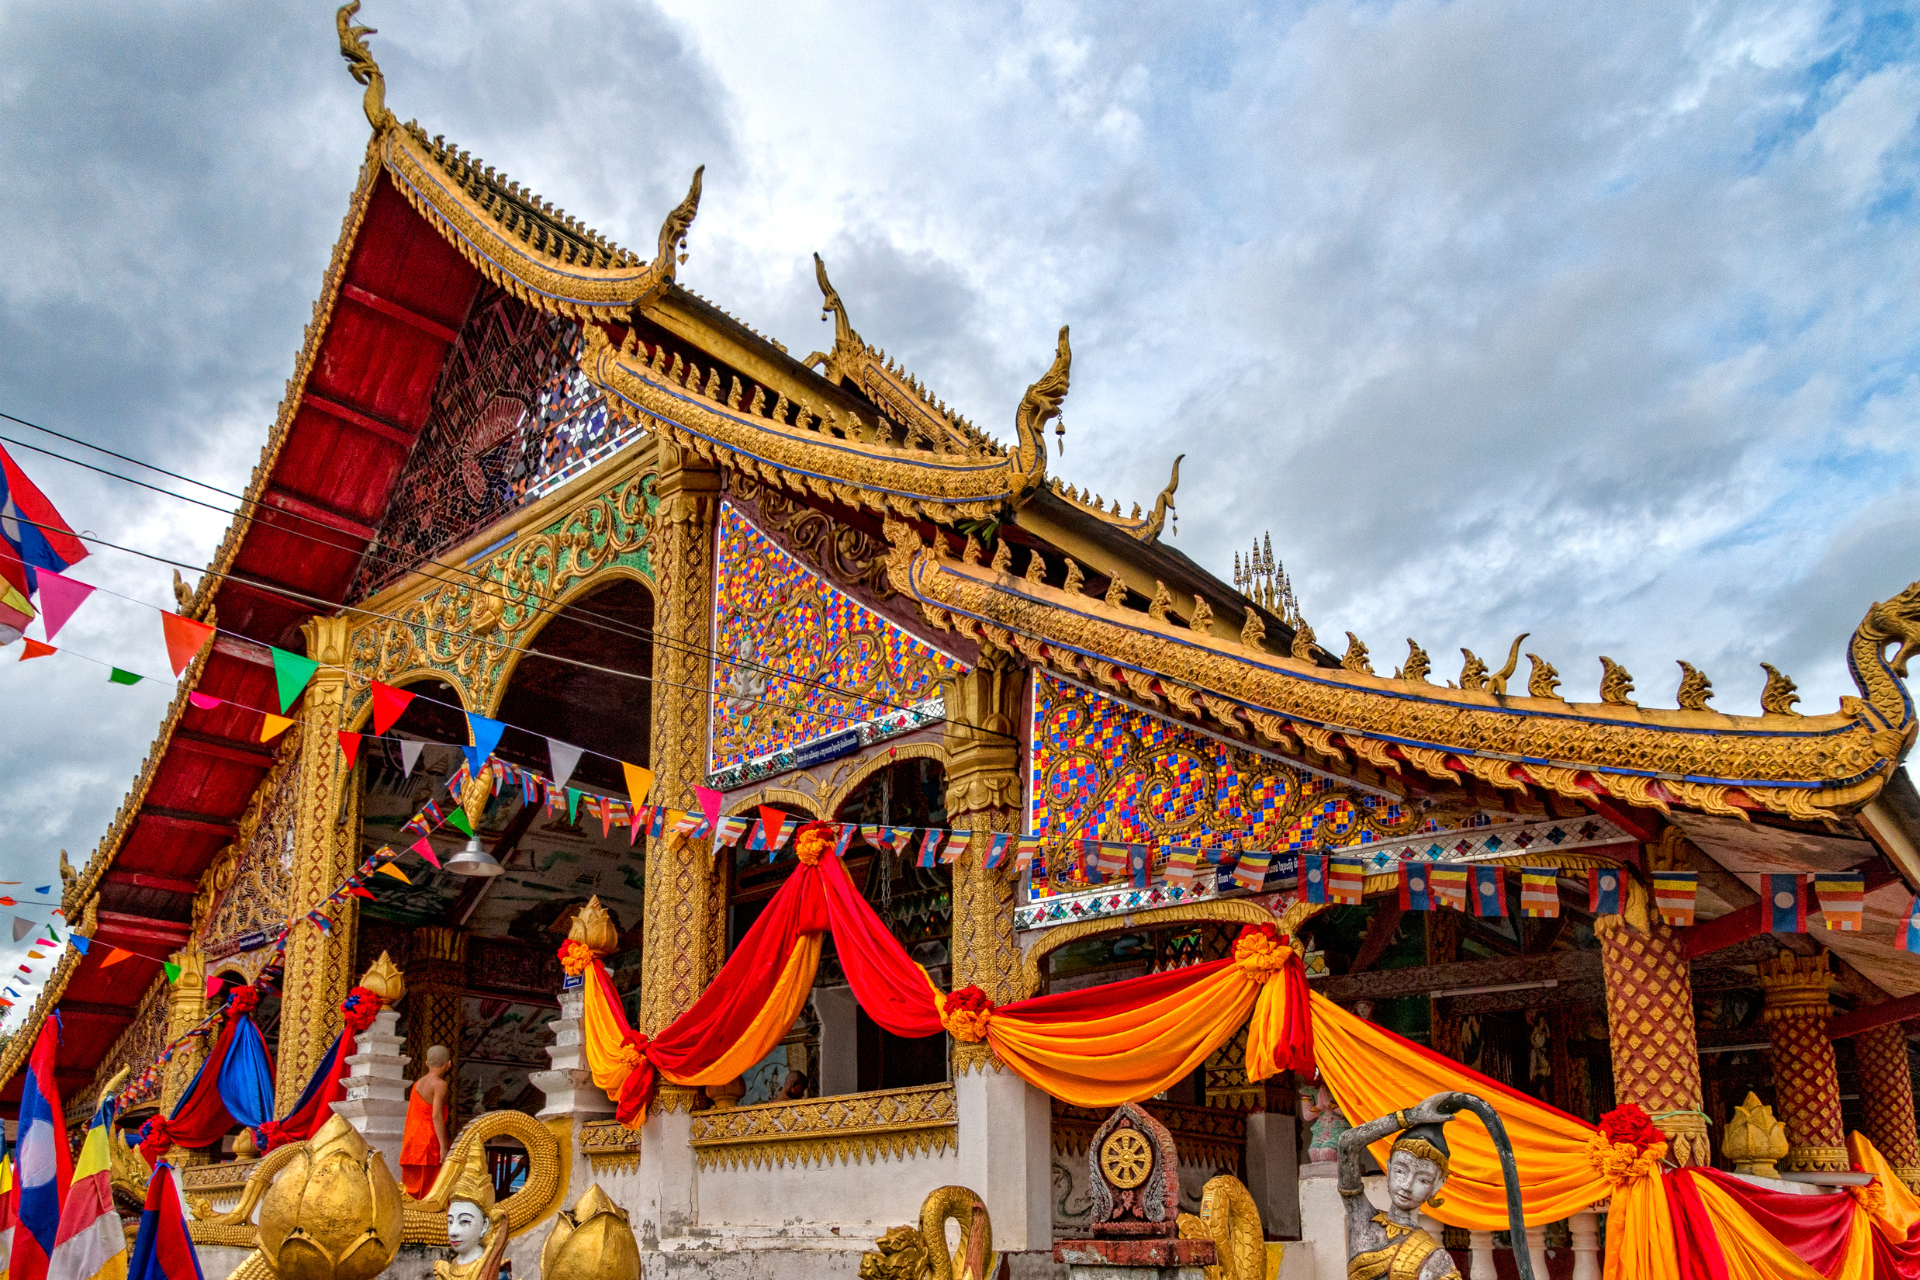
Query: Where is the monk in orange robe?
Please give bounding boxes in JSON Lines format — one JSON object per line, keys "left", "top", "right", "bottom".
{"left": 401, "top": 1045, "right": 452, "bottom": 1197}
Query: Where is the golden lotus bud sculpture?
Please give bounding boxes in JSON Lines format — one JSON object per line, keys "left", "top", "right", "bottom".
{"left": 568, "top": 896, "right": 620, "bottom": 957}
{"left": 358, "top": 952, "right": 406, "bottom": 1005}
{"left": 1722, "top": 1091, "right": 1789, "bottom": 1179}
{"left": 460, "top": 770, "right": 495, "bottom": 833}
{"left": 257, "top": 1114, "right": 404, "bottom": 1280}
{"left": 541, "top": 1184, "right": 641, "bottom": 1280}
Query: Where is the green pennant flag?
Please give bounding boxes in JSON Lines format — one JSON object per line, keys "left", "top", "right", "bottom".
{"left": 271, "top": 647, "right": 320, "bottom": 712}
{"left": 446, "top": 808, "right": 475, "bottom": 838}
{"left": 567, "top": 788, "right": 584, "bottom": 823}
{"left": 108, "top": 668, "right": 142, "bottom": 685}
{"left": 163, "top": 961, "right": 181, "bottom": 984}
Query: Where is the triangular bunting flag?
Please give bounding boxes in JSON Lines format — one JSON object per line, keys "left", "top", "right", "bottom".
{"left": 371, "top": 681, "right": 414, "bottom": 735}
{"left": 548, "top": 739, "right": 584, "bottom": 789}
{"left": 376, "top": 862, "right": 411, "bottom": 884}
{"left": 109, "top": 667, "right": 142, "bottom": 685}
{"left": 399, "top": 739, "right": 425, "bottom": 777}
{"left": 410, "top": 836, "right": 441, "bottom": 869}
{"left": 162, "top": 960, "right": 180, "bottom": 983}
{"left": 338, "top": 732, "right": 363, "bottom": 769}
{"left": 36, "top": 570, "right": 93, "bottom": 640}
{"left": 567, "top": 788, "right": 584, "bottom": 824}
{"left": 261, "top": 713, "right": 295, "bottom": 743}
{"left": 271, "top": 647, "right": 319, "bottom": 711}
{"left": 10, "top": 918, "right": 30, "bottom": 942}
{"left": 696, "top": 785, "right": 724, "bottom": 832}
{"left": 160, "top": 611, "right": 215, "bottom": 676}
{"left": 25, "top": 952, "right": 43, "bottom": 960}
{"left": 446, "top": 808, "right": 475, "bottom": 838}
{"left": 187, "top": 691, "right": 221, "bottom": 709}
{"left": 69, "top": 935, "right": 88, "bottom": 955}
{"left": 101, "top": 948, "right": 132, "bottom": 968}
{"left": 20, "top": 638, "right": 53, "bottom": 660}
{"left": 623, "top": 763, "right": 655, "bottom": 806}
{"left": 463, "top": 712, "right": 505, "bottom": 773}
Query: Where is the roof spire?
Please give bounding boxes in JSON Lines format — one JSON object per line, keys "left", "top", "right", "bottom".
{"left": 336, "top": 3, "right": 394, "bottom": 131}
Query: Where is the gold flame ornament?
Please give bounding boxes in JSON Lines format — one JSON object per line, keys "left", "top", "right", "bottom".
{"left": 541, "top": 1185, "right": 641, "bottom": 1280}
{"left": 459, "top": 770, "right": 495, "bottom": 833}
{"left": 257, "top": 1114, "right": 404, "bottom": 1280}
{"left": 359, "top": 952, "right": 407, "bottom": 1005}
{"left": 568, "top": 897, "right": 620, "bottom": 957}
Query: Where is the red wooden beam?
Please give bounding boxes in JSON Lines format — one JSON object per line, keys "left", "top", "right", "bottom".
{"left": 103, "top": 870, "right": 200, "bottom": 897}
{"left": 302, "top": 392, "right": 416, "bottom": 450}
{"left": 1830, "top": 993, "right": 1920, "bottom": 1040}
{"left": 262, "top": 486, "right": 378, "bottom": 542}
{"left": 55, "top": 1001, "right": 136, "bottom": 1022}
{"left": 339, "top": 282, "right": 460, "bottom": 343}
{"left": 136, "top": 805, "right": 238, "bottom": 839}
{"left": 93, "top": 912, "right": 189, "bottom": 950}
{"left": 212, "top": 572, "right": 330, "bottom": 616}
{"left": 1685, "top": 864, "right": 1900, "bottom": 959}
{"left": 172, "top": 728, "right": 277, "bottom": 768}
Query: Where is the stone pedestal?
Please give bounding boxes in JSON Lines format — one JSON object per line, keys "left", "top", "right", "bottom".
{"left": 1757, "top": 950, "right": 1848, "bottom": 1173}
{"left": 1054, "top": 1238, "right": 1215, "bottom": 1280}
{"left": 532, "top": 987, "right": 617, "bottom": 1121}
{"left": 1245, "top": 1113, "right": 1301, "bottom": 1238}
{"left": 957, "top": 1066, "right": 1052, "bottom": 1251}
{"left": 332, "top": 1007, "right": 409, "bottom": 1174}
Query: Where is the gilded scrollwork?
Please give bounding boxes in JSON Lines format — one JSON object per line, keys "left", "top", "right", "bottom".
{"left": 345, "top": 468, "right": 656, "bottom": 720}
{"left": 688, "top": 1083, "right": 957, "bottom": 1171}
{"left": 202, "top": 740, "right": 301, "bottom": 956}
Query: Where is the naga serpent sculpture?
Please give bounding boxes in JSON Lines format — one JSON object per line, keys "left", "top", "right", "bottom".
{"left": 1177, "top": 1174, "right": 1269, "bottom": 1280}
{"left": 859, "top": 1186, "right": 998, "bottom": 1280}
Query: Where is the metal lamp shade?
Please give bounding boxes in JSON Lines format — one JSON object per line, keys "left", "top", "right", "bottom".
{"left": 444, "top": 835, "right": 504, "bottom": 876}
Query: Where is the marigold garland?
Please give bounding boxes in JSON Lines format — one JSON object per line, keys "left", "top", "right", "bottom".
{"left": 941, "top": 984, "right": 995, "bottom": 1042}
{"left": 1586, "top": 1103, "right": 1668, "bottom": 1186}
{"left": 558, "top": 938, "right": 596, "bottom": 976}
{"left": 794, "top": 821, "right": 836, "bottom": 866}
{"left": 1232, "top": 922, "right": 1294, "bottom": 984}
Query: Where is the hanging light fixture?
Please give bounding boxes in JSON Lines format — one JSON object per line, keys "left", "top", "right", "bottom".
{"left": 445, "top": 769, "right": 505, "bottom": 876}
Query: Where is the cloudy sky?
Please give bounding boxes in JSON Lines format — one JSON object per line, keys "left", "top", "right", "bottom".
{"left": 0, "top": 2, "right": 1916, "bottom": 1017}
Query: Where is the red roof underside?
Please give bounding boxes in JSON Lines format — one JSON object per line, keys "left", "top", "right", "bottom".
{"left": 2, "top": 173, "right": 481, "bottom": 1116}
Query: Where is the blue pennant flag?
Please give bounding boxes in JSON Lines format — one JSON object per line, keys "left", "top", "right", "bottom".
{"left": 1904, "top": 896, "right": 1920, "bottom": 956}
{"left": 463, "top": 712, "right": 506, "bottom": 774}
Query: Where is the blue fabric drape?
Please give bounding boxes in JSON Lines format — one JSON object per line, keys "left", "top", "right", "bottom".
{"left": 215, "top": 1016, "right": 276, "bottom": 1129}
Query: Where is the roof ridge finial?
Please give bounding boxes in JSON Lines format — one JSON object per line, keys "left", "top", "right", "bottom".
{"left": 803, "top": 253, "right": 861, "bottom": 385}
{"left": 336, "top": 3, "right": 394, "bottom": 131}
{"left": 651, "top": 166, "right": 704, "bottom": 287}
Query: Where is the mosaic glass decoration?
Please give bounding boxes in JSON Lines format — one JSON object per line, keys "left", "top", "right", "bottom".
{"left": 709, "top": 502, "right": 964, "bottom": 773}
{"left": 1028, "top": 672, "right": 1428, "bottom": 894}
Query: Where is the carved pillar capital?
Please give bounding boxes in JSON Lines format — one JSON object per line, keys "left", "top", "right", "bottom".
{"left": 1757, "top": 949, "right": 1848, "bottom": 1172}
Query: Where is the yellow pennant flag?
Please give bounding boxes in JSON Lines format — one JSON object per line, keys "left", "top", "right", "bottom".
{"left": 375, "top": 862, "right": 412, "bottom": 884}
{"left": 623, "top": 762, "right": 655, "bottom": 806}
{"left": 261, "top": 713, "right": 295, "bottom": 743}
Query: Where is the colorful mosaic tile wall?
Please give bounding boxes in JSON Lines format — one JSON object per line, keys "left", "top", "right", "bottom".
{"left": 709, "top": 503, "right": 964, "bottom": 773}
{"left": 1028, "top": 672, "right": 1440, "bottom": 894}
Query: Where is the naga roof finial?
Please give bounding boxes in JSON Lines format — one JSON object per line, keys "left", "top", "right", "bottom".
{"left": 652, "top": 166, "right": 704, "bottom": 287}
{"left": 804, "top": 253, "right": 860, "bottom": 385}
{"left": 1010, "top": 326, "right": 1070, "bottom": 503}
{"left": 1137, "top": 454, "right": 1183, "bottom": 542}
{"left": 336, "top": 3, "right": 394, "bottom": 131}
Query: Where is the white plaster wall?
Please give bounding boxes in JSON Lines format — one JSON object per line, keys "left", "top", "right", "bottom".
{"left": 695, "top": 1147, "right": 961, "bottom": 1235}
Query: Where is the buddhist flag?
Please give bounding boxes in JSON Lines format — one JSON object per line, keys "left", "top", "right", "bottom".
{"left": 1903, "top": 897, "right": 1920, "bottom": 955}
{"left": 1096, "top": 842, "right": 1128, "bottom": 878}
{"left": 1815, "top": 871, "right": 1866, "bottom": 932}
{"left": 1302, "top": 855, "right": 1329, "bottom": 904}
{"left": 1427, "top": 866, "right": 1468, "bottom": 912}
{"left": 713, "top": 816, "right": 751, "bottom": 847}
{"left": 159, "top": 613, "right": 213, "bottom": 677}
{"left": 1233, "top": 849, "right": 1273, "bottom": 891}
{"left": 1015, "top": 836, "right": 1045, "bottom": 872}
{"left": 671, "top": 811, "right": 712, "bottom": 840}
{"left": 1471, "top": 866, "right": 1506, "bottom": 917}
{"left": 125, "top": 1162, "right": 203, "bottom": 1280}
{"left": 1589, "top": 868, "right": 1622, "bottom": 916}
{"left": 943, "top": 832, "right": 970, "bottom": 866}
{"left": 1164, "top": 846, "right": 1199, "bottom": 887}
{"left": 47, "top": 1095, "right": 125, "bottom": 1280}
{"left": 1329, "top": 859, "right": 1366, "bottom": 905}
{"left": 1520, "top": 869, "right": 1560, "bottom": 917}
{"left": 1400, "top": 865, "right": 1433, "bottom": 911}
{"left": 1653, "top": 870, "right": 1699, "bottom": 927}
{"left": 1765, "top": 873, "right": 1808, "bottom": 933}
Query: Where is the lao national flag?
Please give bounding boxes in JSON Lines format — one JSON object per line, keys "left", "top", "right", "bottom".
{"left": 916, "top": 830, "right": 945, "bottom": 868}
{"left": 1302, "top": 855, "right": 1329, "bottom": 904}
{"left": 982, "top": 833, "right": 1012, "bottom": 871}
{"left": 1902, "top": 897, "right": 1920, "bottom": 956}
{"left": 12, "top": 1019, "right": 70, "bottom": 1280}
{"left": 1765, "top": 873, "right": 1808, "bottom": 933}
{"left": 0, "top": 1126, "right": 16, "bottom": 1279}
{"left": 0, "top": 444, "right": 89, "bottom": 637}
{"left": 47, "top": 1096, "right": 122, "bottom": 1280}
{"left": 125, "top": 1165, "right": 202, "bottom": 1280}
{"left": 1589, "top": 868, "right": 1622, "bottom": 916}
{"left": 1471, "top": 866, "right": 1506, "bottom": 917}
{"left": 1399, "top": 864, "right": 1432, "bottom": 912}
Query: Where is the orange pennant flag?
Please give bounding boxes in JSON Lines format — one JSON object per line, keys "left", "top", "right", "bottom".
{"left": 261, "top": 713, "right": 295, "bottom": 743}
{"left": 25, "top": 952, "right": 43, "bottom": 960}
{"left": 374, "top": 862, "right": 411, "bottom": 884}
{"left": 20, "top": 639, "right": 53, "bottom": 661}
{"left": 623, "top": 762, "right": 655, "bottom": 806}
{"left": 101, "top": 948, "right": 133, "bottom": 968}
{"left": 161, "top": 611, "right": 215, "bottom": 676}
{"left": 0, "top": 898, "right": 15, "bottom": 907}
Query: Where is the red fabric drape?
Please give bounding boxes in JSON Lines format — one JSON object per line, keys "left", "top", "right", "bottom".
{"left": 816, "top": 853, "right": 942, "bottom": 1037}
{"left": 1664, "top": 1169, "right": 1732, "bottom": 1280}
{"left": 1691, "top": 1170, "right": 1859, "bottom": 1275}
{"left": 141, "top": 1017, "right": 242, "bottom": 1161}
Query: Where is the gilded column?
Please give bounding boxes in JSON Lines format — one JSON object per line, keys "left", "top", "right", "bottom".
{"left": 1757, "top": 950, "right": 1848, "bottom": 1172}
{"left": 276, "top": 615, "right": 360, "bottom": 1109}
{"left": 1593, "top": 872, "right": 1709, "bottom": 1165}
{"left": 1854, "top": 1023, "right": 1920, "bottom": 1190}
{"left": 942, "top": 650, "right": 1029, "bottom": 1070}
{"left": 638, "top": 445, "right": 725, "bottom": 1044}
{"left": 404, "top": 926, "right": 468, "bottom": 1095}
{"left": 159, "top": 942, "right": 208, "bottom": 1164}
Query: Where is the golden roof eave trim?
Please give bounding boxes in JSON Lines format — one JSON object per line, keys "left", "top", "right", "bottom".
{"left": 886, "top": 534, "right": 1908, "bottom": 822}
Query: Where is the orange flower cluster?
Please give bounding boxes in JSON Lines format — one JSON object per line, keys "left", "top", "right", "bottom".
{"left": 941, "top": 984, "right": 995, "bottom": 1042}
{"left": 795, "top": 821, "right": 836, "bottom": 866}
{"left": 559, "top": 939, "right": 596, "bottom": 976}
{"left": 1232, "top": 923, "right": 1294, "bottom": 984}
{"left": 1584, "top": 1131, "right": 1667, "bottom": 1185}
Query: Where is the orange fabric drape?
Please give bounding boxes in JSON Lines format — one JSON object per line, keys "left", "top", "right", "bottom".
{"left": 1686, "top": 1176, "right": 1873, "bottom": 1280}
{"left": 580, "top": 962, "right": 638, "bottom": 1098}
{"left": 1311, "top": 992, "right": 1613, "bottom": 1227}
{"left": 1604, "top": 1171, "right": 1683, "bottom": 1280}
{"left": 679, "top": 933, "right": 823, "bottom": 1086}
{"left": 1852, "top": 1131, "right": 1920, "bottom": 1239}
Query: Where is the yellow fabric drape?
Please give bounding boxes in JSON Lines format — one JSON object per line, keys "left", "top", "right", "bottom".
{"left": 580, "top": 963, "right": 637, "bottom": 1098}
{"left": 1851, "top": 1130, "right": 1920, "bottom": 1238}
{"left": 1687, "top": 1176, "right": 1873, "bottom": 1280}
{"left": 1602, "top": 1172, "right": 1682, "bottom": 1280}
{"left": 667, "top": 934, "right": 823, "bottom": 1087}
{"left": 1310, "top": 993, "right": 1612, "bottom": 1227}
{"left": 985, "top": 963, "right": 1259, "bottom": 1107}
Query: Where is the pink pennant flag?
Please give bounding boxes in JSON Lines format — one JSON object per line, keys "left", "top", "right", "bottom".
{"left": 36, "top": 570, "right": 93, "bottom": 640}
{"left": 187, "top": 692, "right": 222, "bottom": 710}
{"left": 696, "top": 785, "right": 724, "bottom": 833}
{"left": 409, "top": 836, "right": 441, "bottom": 869}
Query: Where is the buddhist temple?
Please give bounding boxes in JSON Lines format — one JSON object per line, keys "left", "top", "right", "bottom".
{"left": 7, "top": 8, "right": 1920, "bottom": 1280}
